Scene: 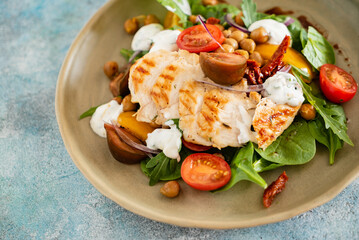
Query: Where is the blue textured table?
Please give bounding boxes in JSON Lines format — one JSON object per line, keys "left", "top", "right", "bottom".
{"left": 0, "top": 0, "right": 358, "bottom": 239}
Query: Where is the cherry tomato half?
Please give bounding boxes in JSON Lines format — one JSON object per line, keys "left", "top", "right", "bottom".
{"left": 182, "top": 138, "right": 212, "bottom": 152}
{"left": 176, "top": 24, "right": 225, "bottom": 53}
{"left": 319, "top": 64, "right": 357, "bottom": 103}
{"left": 181, "top": 153, "right": 231, "bottom": 191}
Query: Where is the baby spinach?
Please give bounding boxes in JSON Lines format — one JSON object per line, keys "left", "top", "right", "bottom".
{"left": 240, "top": 0, "right": 258, "bottom": 27}
{"left": 215, "top": 142, "right": 267, "bottom": 192}
{"left": 79, "top": 105, "right": 99, "bottom": 119}
{"left": 256, "top": 119, "right": 316, "bottom": 165}
{"left": 302, "top": 26, "right": 335, "bottom": 70}
{"left": 308, "top": 117, "right": 343, "bottom": 165}
{"left": 292, "top": 66, "right": 353, "bottom": 146}
{"left": 253, "top": 157, "right": 284, "bottom": 173}
{"left": 300, "top": 28, "right": 308, "bottom": 49}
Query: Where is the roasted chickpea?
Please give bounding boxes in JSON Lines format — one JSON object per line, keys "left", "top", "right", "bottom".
{"left": 144, "top": 14, "right": 160, "bottom": 25}
{"left": 235, "top": 12, "right": 244, "bottom": 26}
{"left": 228, "top": 26, "right": 239, "bottom": 33}
{"left": 234, "top": 49, "right": 249, "bottom": 59}
{"left": 239, "top": 38, "right": 256, "bottom": 53}
{"left": 250, "top": 27, "right": 269, "bottom": 43}
{"left": 224, "top": 38, "right": 238, "bottom": 50}
{"left": 299, "top": 103, "right": 316, "bottom": 120}
{"left": 249, "top": 51, "right": 263, "bottom": 65}
{"left": 222, "top": 29, "right": 232, "bottom": 38}
{"left": 202, "top": 0, "right": 218, "bottom": 6}
{"left": 189, "top": 15, "right": 198, "bottom": 24}
{"left": 214, "top": 24, "right": 225, "bottom": 32}
{"left": 103, "top": 61, "right": 119, "bottom": 79}
{"left": 113, "top": 96, "right": 123, "bottom": 104}
{"left": 124, "top": 17, "right": 139, "bottom": 35}
{"left": 160, "top": 181, "right": 180, "bottom": 198}
{"left": 230, "top": 30, "right": 248, "bottom": 43}
{"left": 215, "top": 44, "right": 235, "bottom": 53}
{"left": 122, "top": 94, "right": 137, "bottom": 112}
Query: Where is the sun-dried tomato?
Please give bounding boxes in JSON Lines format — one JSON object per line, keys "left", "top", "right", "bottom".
{"left": 261, "top": 35, "right": 290, "bottom": 80}
{"left": 206, "top": 17, "right": 221, "bottom": 25}
{"left": 244, "top": 59, "right": 262, "bottom": 85}
{"left": 263, "top": 171, "right": 289, "bottom": 208}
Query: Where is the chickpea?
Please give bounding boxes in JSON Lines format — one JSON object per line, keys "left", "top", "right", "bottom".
{"left": 239, "top": 38, "right": 256, "bottom": 53}
{"left": 103, "top": 61, "right": 119, "bottom": 79}
{"left": 234, "top": 49, "right": 249, "bottom": 59}
{"left": 299, "top": 103, "right": 316, "bottom": 120}
{"left": 222, "top": 30, "right": 232, "bottom": 38}
{"left": 230, "top": 31, "right": 248, "bottom": 43}
{"left": 122, "top": 94, "right": 137, "bottom": 112}
{"left": 213, "top": 153, "right": 225, "bottom": 160}
{"left": 202, "top": 0, "right": 218, "bottom": 6}
{"left": 235, "top": 12, "right": 244, "bottom": 26}
{"left": 224, "top": 38, "right": 238, "bottom": 50}
{"left": 189, "top": 15, "right": 198, "bottom": 24}
{"left": 249, "top": 51, "right": 263, "bottom": 65}
{"left": 124, "top": 18, "right": 139, "bottom": 35}
{"left": 160, "top": 181, "right": 180, "bottom": 198}
{"left": 215, "top": 44, "right": 235, "bottom": 53}
{"left": 214, "top": 24, "right": 225, "bottom": 32}
{"left": 113, "top": 96, "right": 123, "bottom": 105}
{"left": 228, "top": 26, "right": 239, "bottom": 33}
{"left": 250, "top": 27, "right": 269, "bottom": 44}
{"left": 144, "top": 14, "right": 160, "bottom": 25}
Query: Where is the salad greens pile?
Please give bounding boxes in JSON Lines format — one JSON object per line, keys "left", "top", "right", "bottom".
{"left": 135, "top": 0, "right": 353, "bottom": 191}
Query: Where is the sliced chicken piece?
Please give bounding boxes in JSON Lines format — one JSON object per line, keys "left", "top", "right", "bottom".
{"left": 253, "top": 98, "right": 301, "bottom": 149}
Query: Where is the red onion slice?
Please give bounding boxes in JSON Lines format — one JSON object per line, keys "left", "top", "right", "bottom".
{"left": 194, "top": 79, "right": 264, "bottom": 92}
{"left": 110, "top": 121, "right": 161, "bottom": 155}
{"left": 197, "top": 15, "right": 225, "bottom": 51}
{"left": 224, "top": 14, "right": 251, "bottom": 34}
{"left": 279, "top": 64, "right": 291, "bottom": 73}
{"left": 284, "top": 17, "right": 295, "bottom": 26}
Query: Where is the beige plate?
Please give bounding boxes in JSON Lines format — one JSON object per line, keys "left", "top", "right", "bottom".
{"left": 56, "top": 0, "right": 359, "bottom": 229}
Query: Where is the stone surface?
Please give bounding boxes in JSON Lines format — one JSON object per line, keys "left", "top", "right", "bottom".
{"left": 0, "top": 0, "right": 358, "bottom": 239}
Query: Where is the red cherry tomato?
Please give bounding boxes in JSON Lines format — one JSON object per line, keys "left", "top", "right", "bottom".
{"left": 319, "top": 64, "right": 357, "bottom": 103}
{"left": 181, "top": 153, "right": 231, "bottom": 191}
{"left": 182, "top": 138, "right": 212, "bottom": 152}
{"left": 176, "top": 24, "right": 225, "bottom": 53}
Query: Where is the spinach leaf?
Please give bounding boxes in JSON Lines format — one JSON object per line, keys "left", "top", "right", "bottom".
{"left": 302, "top": 26, "right": 335, "bottom": 70}
{"left": 190, "top": 0, "right": 240, "bottom": 24}
{"left": 292, "top": 66, "right": 353, "bottom": 146}
{"left": 120, "top": 49, "right": 148, "bottom": 63}
{"left": 308, "top": 117, "right": 343, "bottom": 165}
{"left": 240, "top": 0, "right": 258, "bottom": 27}
{"left": 300, "top": 28, "right": 308, "bottom": 49}
{"left": 157, "top": 0, "right": 191, "bottom": 25}
{"left": 256, "top": 119, "right": 316, "bottom": 165}
{"left": 253, "top": 158, "right": 284, "bottom": 173}
{"left": 79, "top": 106, "right": 99, "bottom": 119}
{"left": 214, "top": 142, "right": 267, "bottom": 192}
{"left": 141, "top": 152, "right": 182, "bottom": 186}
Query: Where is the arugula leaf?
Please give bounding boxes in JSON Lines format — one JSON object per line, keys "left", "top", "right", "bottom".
{"left": 120, "top": 49, "right": 148, "bottom": 62}
{"left": 256, "top": 119, "right": 316, "bottom": 165}
{"left": 190, "top": 0, "right": 240, "bottom": 23}
{"left": 292, "top": 66, "right": 353, "bottom": 146}
{"left": 302, "top": 26, "right": 335, "bottom": 70}
{"left": 240, "top": 0, "right": 258, "bottom": 27}
{"left": 79, "top": 106, "right": 99, "bottom": 119}
{"left": 157, "top": 0, "right": 191, "bottom": 25}
{"left": 308, "top": 117, "right": 343, "bottom": 164}
{"left": 215, "top": 142, "right": 267, "bottom": 192}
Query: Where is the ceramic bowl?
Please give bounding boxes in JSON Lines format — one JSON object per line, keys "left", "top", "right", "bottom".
{"left": 56, "top": 0, "right": 359, "bottom": 228}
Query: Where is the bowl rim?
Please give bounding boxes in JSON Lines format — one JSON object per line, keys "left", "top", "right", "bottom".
{"left": 55, "top": 0, "right": 359, "bottom": 229}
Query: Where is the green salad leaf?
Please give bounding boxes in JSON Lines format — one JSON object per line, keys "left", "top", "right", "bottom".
{"left": 300, "top": 28, "right": 308, "bottom": 49}
{"left": 253, "top": 157, "right": 284, "bottom": 173}
{"left": 157, "top": 0, "right": 191, "bottom": 25}
{"left": 214, "top": 142, "right": 267, "bottom": 192}
{"left": 292, "top": 66, "right": 353, "bottom": 146}
{"left": 190, "top": 0, "right": 240, "bottom": 23}
{"left": 240, "top": 0, "right": 258, "bottom": 27}
{"left": 308, "top": 117, "right": 343, "bottom": 165}
{"left": 120, "top": 49, "right": 148, "bottom": 63}
{"left": 256, "top": 119, "right": 316, "bottom": 165}
{"left": 79, "top": 106, "right": 99, "bottom": 119}
{"left": 302, "top": 26, "right": 335, "bottom": 70}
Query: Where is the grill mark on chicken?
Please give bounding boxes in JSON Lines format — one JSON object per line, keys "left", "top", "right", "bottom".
{"left": 136, "top": 66, "right": 150, "bottom": 75}
{"left": 143, "top": 59, "right": 155, "bottom": 67}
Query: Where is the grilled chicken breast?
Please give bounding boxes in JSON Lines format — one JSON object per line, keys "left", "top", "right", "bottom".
{"left": 128, "top": 49, "right": 300, "bottom": 149}
{"left": 252, "top": 98, "right": 301, "bottom": 149}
